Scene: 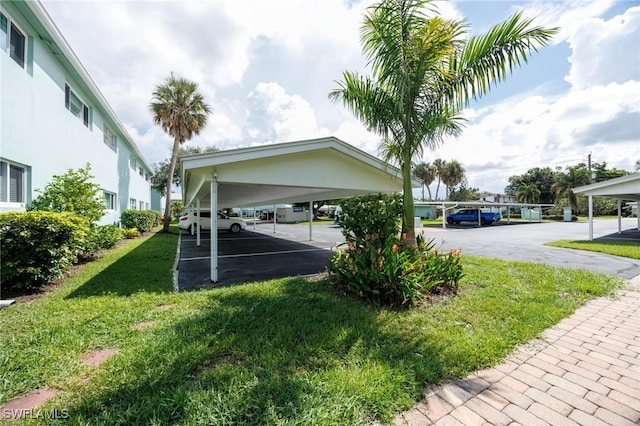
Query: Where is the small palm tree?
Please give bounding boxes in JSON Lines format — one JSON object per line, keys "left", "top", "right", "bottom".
{"left": 440, "top": 160, "right": 465, "bottom": 200}
{"left": 150, "top": 73, "right": 211, "bottom": 232}
{"left": 412, "top": 162, "right": 436, "bottom": 200}
{"left": 551, "top": 167, "right": 590, "bottom": 213}
{"left": 516, "top": 183, "right": 541, "bottom": 204}
{"left": 330, "top": 0, "right": 557, "bottom": 247}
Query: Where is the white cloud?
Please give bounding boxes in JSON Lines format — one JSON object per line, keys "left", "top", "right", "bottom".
{"left": 565, "top": 6, "right": 640, "bottom": 89}
{"left": 246, "top": 82, "right": 330, "bottom": 143}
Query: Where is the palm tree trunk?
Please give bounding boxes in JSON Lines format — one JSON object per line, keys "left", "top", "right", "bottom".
{"left": 426, "top": 186, "right": 432, "bottom": 201}
{"left": 434, "top": 178, "right": 441, "bottom": 200}
{"left": 163, "top": 139, "right": 181, "bottom": 232}
{"left": 401, "top": 156, "right": 417, "bottom": 248}
{"left": 421, "top": 185, "right": 425, "bottom": 201}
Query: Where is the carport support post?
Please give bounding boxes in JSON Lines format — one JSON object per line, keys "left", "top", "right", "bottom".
{"left": 273, "top": 204, "right": 276, "bottom": 233}
{"left": 210, "top": 179, "right": 218, "bottom": 283}
{"left": 308, "top": 201, "right": 313, "bottom": 241}
{"left": 196, "top": 199, "right": 201, "bottom": 247}
{"left": 637, "top": 201, "right": 640, "bottom": 230}
{"left": 588, "top": 195, "right": 594, "bottom": 241}
{"left": 617, "top": 198, "right": 622, "bottom": 234}
{"left": 253, "top": 207, "right": 256, "bottom": 230}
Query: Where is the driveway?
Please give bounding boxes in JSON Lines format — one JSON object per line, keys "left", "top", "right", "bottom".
{"left": 176, "top": 225, "right": 335, "bottom": 291}
{"left": 175, "top": 219, "right": 640, "bottom": 290}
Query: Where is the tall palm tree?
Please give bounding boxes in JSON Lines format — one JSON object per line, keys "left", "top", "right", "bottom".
{"left": 330, "top": 0, "right": 557, "bottom": 247}
{"left": 150, "top": 73, "right": 211, "bottom": 232}
{"left": 551, "top": 166, "right": 590, "bottom": 213}
{"left": 516, "top": 183, "right": 541, "bottom": 204}
{"left": 412, "top": 161, "right": 436, "bottom": 200}
{"left": 440, "top": 160, "right": 465, "bottom": 200}
{"left": 433, "top": 158, "right": 446, "bottom": 201}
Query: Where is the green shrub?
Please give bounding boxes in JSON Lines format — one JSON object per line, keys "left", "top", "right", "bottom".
{"left": 79, "top": 225, "right": 123, "bottom": 259}
{"left": 328, "top": 194, "right": 463, "bottom": 307}
{"left": 28, "top": 164, "right": 105, "bottom": 224}
{"left": 120, "top": 210, "right": 162, "bottom": 232}
{"left": 0, "top": 211, "right": 88, "bottom": 292}
{"left": 122, "top": 228, "right": 141, "bottom": 239}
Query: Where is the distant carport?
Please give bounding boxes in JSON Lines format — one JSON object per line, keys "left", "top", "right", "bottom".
{"left": 573, "top": 173, "right": 640, "bottom": 240}
{"left": 179, "top": 137, "right": 409, "bottom": 283}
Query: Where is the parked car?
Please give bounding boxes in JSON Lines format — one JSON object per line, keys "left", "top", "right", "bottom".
{"left": 446, "top": 208, "right": 501, "bottom": 226}
{"left": 178, "top": 211, "right": 247, "bottom": 233}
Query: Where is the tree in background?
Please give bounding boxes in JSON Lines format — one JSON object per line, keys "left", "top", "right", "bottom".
{"left": 448, "top": 178, "right": 479, "bottom": 201}
{"left": 505, "top": 167, "right": 556, "bottom": 204}
{"left": 29, "top": 164, "right": 104, "bottom": 224}
{"left": 516, "top": 183, "right": 541, "bottom": 204}
{"left": 150, "top": 73, "right": 211, "bottom": 232}
{"left": 330, "top": 0, "right": 556, "bottom": 247}
{"left": 440, "top": 160, "right": 465, "bottom": 200}
{"left": 635, "top": 160, "right": 640, "bottom": 172}
{"left": 151, "top": 145, "right": 219, "bottom": 196}
{"left": 551, "top": 166, "right": 590, "bottom": 213}
{"left": 412, "top": 162, "right": 436, "bottom": 200}
{"left": 433, "top": 158, "right": 446, "bottom": 201}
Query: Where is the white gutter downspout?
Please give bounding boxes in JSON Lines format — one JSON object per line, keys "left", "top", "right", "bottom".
{"left": 210, "top": 175, "right": 218, "bottom": 283}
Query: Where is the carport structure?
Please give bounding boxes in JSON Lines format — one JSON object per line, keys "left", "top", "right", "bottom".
{"left": 179, "top": 137, "right": 407, "bottom": 283}
{"left": 573, "top": 173, "right": 640, "bottom": 240}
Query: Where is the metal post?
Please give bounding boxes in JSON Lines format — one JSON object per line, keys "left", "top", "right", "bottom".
{"left": 588, "top": 195, "right": 593, "bottom": 241}
{"left": 442, "top": 202, "right": 446, "bottom": 229}
{"left": 196, "top": 199, "right": 201, "bottom": 247}
{"left": 617, "top": 198, "right": 622, "bottom": 234}
{"left": 309, "top": 201, "right": 313, "bottom": 241}
{"left": 211, "top": 179, "right": 218, "bottom": 283}
{"left": 637, "top": 201, "right": 640, "bottom": 230}
{"left": 253, "top": 206, "right": 256, "bottom": 230}
{"left": 273, "top": 203, "right": 276, "bottom": 233}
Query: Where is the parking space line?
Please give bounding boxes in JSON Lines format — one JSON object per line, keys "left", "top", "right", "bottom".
{"left": 180, "top": 247, "right": 331, "bottom": 262}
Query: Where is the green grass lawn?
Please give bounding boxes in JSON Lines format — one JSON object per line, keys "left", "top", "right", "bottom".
{"left": 546, "top": 240, "right": 640, "bottom": 260}
{"left": 0, "top": 228, "right": 622, "bottom": 425}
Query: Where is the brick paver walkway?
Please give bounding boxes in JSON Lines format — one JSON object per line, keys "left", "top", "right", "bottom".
{"left": 393, "top": 275, "right": 640, "bottom": 426}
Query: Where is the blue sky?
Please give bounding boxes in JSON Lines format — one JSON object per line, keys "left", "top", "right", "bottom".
{"left": 42, "top": 0, "right": 640, "bottom": 194}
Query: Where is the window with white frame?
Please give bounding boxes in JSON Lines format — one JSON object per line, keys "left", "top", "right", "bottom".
{"left": 65, "top": 84, "right": 90, "bottom": 127}
{"left": 0, "top": 160, "right": 26, "bottom": 204}
{"left": 139, "top": 200, "right": 144, "bottom": 210}
{"left": 138, "top": 166, "right": 144, "bottom": 177}
{"left": 129, "top": 155, "right": 137, "bottom": 170}
{"left": 145, "top": 202, "right": 150, "bottom": 210}
{"left": 103, "top": 191, "right": 116, "bottom": 210}
{"left": 103, "top": 127, "right": 117, "bottom": 152}
{"left": 129, "top": 198, "right": 136, "bottom": 210}
{"left": 1, "top": 11, "right": 26, "bottom": 69}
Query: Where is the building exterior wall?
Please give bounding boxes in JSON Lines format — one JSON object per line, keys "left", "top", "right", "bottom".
{"left": 0, "top": 2, "right": 153, "bottom": 225}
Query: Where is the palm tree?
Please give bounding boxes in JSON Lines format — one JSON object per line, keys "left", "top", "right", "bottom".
{"left": 551, "top": 166, "right": 590, "bottom": 213}
{"left": 412, "top": 161, "right": 436, "bottom": 200}
{"left": 440, "top": 160, "right": 465, "bottom": 200}
{"left": 150, "top": 73, "right": 211, "bottom": 232}
{"left": 516, "top": 183, "right": 541, "bottom": 204}
{"left": 329, "top": 0, "right": 557, "bottom": 247}
{"left": 433, "top": 158, "right": 446, "bottom": 201}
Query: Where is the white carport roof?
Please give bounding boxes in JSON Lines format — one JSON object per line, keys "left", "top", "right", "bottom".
{"left": 180, "top": 136, "right": 409, "bottom": 208}
{"left": 179, "top": 136, "right": 414, "bottom": 284}
{"left": 573, "top": 173, "right": 640, "bottom": 240}
{"left": 573, "top": 173, "right": 640, "bottom": 201}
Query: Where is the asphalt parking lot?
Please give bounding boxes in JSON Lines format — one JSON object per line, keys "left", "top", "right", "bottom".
{"left": 175, "top": 218, "right": 640, "bottom": 291}
{"left": 176, "top": 225, "right": 336, "bottom": 291}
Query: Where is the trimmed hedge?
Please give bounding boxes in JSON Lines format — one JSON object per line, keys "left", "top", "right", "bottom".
{"left": 0, "top": 211, "right": 88, "bottom": 291}
{"left": 120, "top": 210, "right": 162, "bottom": 233}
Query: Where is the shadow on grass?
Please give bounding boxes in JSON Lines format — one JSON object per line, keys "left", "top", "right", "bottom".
{"left": 65, "top": 232, "right": 177, "bottom": 298}
{"left": 63, "top": 278, "right": 446, "bottom": 424}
